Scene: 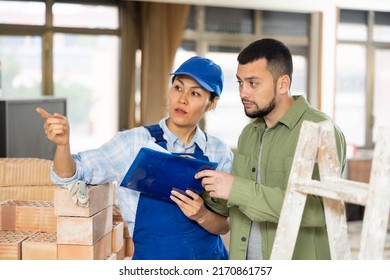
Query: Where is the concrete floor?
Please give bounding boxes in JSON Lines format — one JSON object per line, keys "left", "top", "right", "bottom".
{"left": 347, "top": 220, "right": 390, "bottom": 260}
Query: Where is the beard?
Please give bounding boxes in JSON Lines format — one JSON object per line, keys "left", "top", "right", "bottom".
{"left": 243, "top": 88, "right": 277, "bottom": 119}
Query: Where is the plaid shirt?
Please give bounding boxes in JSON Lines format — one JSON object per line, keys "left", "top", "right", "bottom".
{"left": 51, "top": 117, "right": 233, "bottom": 235}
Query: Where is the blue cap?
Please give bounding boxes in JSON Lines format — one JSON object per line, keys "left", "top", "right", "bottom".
{"left": 170, "top": 56, "right": 224, "bottom": 96}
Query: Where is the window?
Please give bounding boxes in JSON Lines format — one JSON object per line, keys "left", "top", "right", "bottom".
{"left": 335, "top": 44, "right": 367, "bottom": 147}
{"left": 337, "top": 10, "right": 368, "bottom": 41}
{"left": 179, "top": 6, "right": 310, "bottom": 150}
{"left": 335, "top": 10, "right": 390, "bottom": 148}
{"left": 53, "top": 2, "right": 118, "bottom": 29}
{"left": 0, "top": 1, "right": 45, "bottom": 25}
{"left": 0, "top": 1, "right": 45, "bottom": 97}
{"left": 0, "top": 0, "right": 120, "bottom": 153}
{"left": 0, "top": 35, "right": 42, "bottom": 98}
{"left": 53, "top": 33, "right": 119, "bottom": 150}
{"left": 373, "top": 49, "right": 390, "bottom": 141}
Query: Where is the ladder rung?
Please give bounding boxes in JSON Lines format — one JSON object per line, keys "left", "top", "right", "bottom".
{"left": 295, "top": 178, "right": 369, "bottom": 206}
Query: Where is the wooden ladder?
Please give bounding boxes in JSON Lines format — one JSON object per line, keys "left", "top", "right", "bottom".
{"left": 270, "top": 120, "right": 390, "bottom": 260}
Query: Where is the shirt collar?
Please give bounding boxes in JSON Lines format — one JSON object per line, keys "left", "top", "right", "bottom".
{"left": 158, "top": 117, "right": 207, "bottom": 152}
{"left": 250, "top": 95, "right": 309, "bottom": 131}
{"left": 278, "top": 95, "right": 309, "bottom": 129}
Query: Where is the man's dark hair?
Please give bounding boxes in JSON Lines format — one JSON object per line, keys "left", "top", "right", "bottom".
{"left": 237, "top": 38, "right": 293, "bottom": 85}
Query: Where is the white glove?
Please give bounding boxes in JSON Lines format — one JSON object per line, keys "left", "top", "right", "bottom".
{"left": 64, "top": 180, "right": 90, "bottom": 208}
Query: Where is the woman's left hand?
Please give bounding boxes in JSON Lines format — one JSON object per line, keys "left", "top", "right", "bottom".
{"left": 170, "top": 189, "right": 206, "bottom": 222}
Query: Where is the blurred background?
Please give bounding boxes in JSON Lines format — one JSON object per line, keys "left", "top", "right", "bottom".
{"left": 0, "top": 0, "right": 388, "bottom": 154}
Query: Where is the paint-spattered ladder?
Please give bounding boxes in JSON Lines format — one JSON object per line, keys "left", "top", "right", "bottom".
{"left": 270, "top": 120, "right": 390, "bottom": 260}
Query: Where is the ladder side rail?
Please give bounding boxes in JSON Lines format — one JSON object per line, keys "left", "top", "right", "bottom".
{"left": 359, "top": 126, "right": 390, "bottom": 259}
{"left": 270, "top": 121, "right": 321, "bottom": 260}
{"left": 317, "top": 121, "right": 351, "bottom": 259}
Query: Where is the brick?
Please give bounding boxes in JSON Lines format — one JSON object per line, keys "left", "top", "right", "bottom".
{"left": 115, "top": 243, "right": 125, "bottom": 260}
{"left": 0, "top": 230, "right": 33, "bottom": 260}
{"left": 22, "top": 232, "right": 57, "bottom": 260}
{"left": 12, "top": 200, "right": 56, "bottom": 232}
{"left": 0, "top": 185, "right": 56, "bottom": 201}
{"left": 54, "top": 183, "right": 113, "bottom": 217}
{"left": 57, "top": 206, "right": 113, "bottom": 245}
{"left": 0, "top": 200, "right": 16, "bottom": 230}
{"left": 124, "top": 235, "right": 134, "bottom": 258}
{"left": 113, "top": 207, "right": 129, "bottom": 236}
{"left": 112, "top": 221, "right": 124, "bottom": 253}
{"left": 0, "top": 158, "right": 53, "bottom": 187}
{"left": 57, "top": 231, "right": 112, "bottom": 260}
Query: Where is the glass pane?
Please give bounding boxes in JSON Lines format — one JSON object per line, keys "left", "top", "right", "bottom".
{"left": 53, "top": 3, "right": 118, "bottom": 29}
{"left": 291, "top": 55, "right": 307, "bottom": 97}
{"left": 335, "top": 44, "right": 366, "bottom": 147}
{"left": 0, "top": 1, "right": 45, "bottom": 25}
{"left": 205, "top": 50, "right": 251, "bottom": 150}
{"left": 0, "top": 35, "right": 42, "bottom": 98}
{"left": 373, "top": 49, "right": 390, "bottom": 143}
{"left": 374, "top": 12, "right": 390, "bottom": 42}
{"left": 338, "top": 9, "right": 368, "bottom": 41}
{"left": 205, "top": 7, "right": 253, "bottom": 34}
{"left": 181, "top": 40, "right": 196, "bottom": 52}
{"left": 262, "top": 11, "right": 309, "bottom": 37}
{"left": 53, "top": 33, "right": 119, "bottom": 153}
{"left": 185, "top": 5, "right": 197, "bottom": 30}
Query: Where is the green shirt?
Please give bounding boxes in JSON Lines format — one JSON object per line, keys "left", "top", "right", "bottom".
{"left": 208, "top": 96, "right": 346, "bottom": 260}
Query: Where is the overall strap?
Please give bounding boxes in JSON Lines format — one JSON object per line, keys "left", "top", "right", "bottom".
{"left": 144, "top": 124, "right": 208, "bottom": 155}
{"left": 144, "top": 124, "right": 167, "bottom": 149}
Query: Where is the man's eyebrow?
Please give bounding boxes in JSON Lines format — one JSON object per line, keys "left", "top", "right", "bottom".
{"left": 236, "top": 74, "right": 260, "bottom": 81}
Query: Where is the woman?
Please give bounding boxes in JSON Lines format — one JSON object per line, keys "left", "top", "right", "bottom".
{"left": 36, "top": 56, "right": 233, "bottom": 260}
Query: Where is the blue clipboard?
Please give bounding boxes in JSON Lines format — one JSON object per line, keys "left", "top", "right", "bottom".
{"left": 120, "top": 147, "right": 218, "bottom": 202}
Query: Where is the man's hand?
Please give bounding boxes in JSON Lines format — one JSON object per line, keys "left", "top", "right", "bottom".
{"left": 36, "top": 107, "right": 70, "bottom": 146}
{"left": 195, "top": 170, "right": 234, "bottom": 200}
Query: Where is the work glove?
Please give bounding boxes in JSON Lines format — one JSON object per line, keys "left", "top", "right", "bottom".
{"left": 64, "top": 180, "right": 90, "bottom": 208}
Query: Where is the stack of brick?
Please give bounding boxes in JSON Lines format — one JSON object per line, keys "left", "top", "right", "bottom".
{"left": 0, "top": 158, "right": 56, "bottom": 201}
{"left": 0, "top": 158, "right": 133, "bottom": 260}
{"left": 113, "top": 203, "right": 134, "bottom": 258}
{"left": 54, "top": 183, "right": 121, "bottom": 260}
{"left": 0, "top": 199, "right": 57, "bottom": 259}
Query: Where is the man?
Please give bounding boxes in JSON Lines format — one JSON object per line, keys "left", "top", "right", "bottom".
{"left": 197, "top": 38, "right": 346, "bottom": 260}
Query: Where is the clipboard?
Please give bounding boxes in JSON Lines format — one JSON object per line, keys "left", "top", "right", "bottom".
{"left": 120, "top": 147, "right": 218, "bottom": 202}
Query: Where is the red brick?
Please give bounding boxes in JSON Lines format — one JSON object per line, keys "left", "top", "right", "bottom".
{"left": 57, "top": 231, "right": 112, "bottom": 260}
{"left": 0, "top": 201, "right": 16, "bottom": 230}
{"left": 124, "top": 235, "right": 134, "bottom": 258}
{"left": 15, "top": 200, "right": 56, "bottom": 232}
{"left": 0, "top": 230, "right": 33, "bottom": 260}
{"left": 54, "top": 184, "right": 113, "bottom": 217}
{"left": 112, "top": 221, "right": 124, "bottom": 253}
{"left": 22, "top": 232, "right": 57, "bottom": 260}
{"left": 0, "top": 158, "right": 53, "bottom": 186}
{"left": 57, "top": 206, "right": 112, "bottom": 245}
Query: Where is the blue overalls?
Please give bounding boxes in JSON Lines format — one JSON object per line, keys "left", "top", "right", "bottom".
{"left": 131, "top": 124, "right": 228, "bottom": 260}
